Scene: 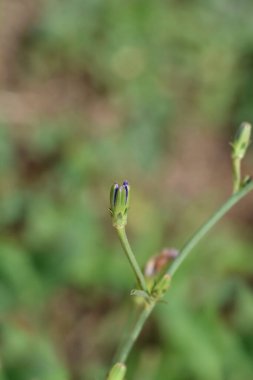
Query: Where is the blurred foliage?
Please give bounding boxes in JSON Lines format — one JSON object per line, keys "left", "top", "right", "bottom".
{"left": 1, "top": 0, "right": 253, "bottom": 379}
{"left": 24, "top": 0, "right": 253, "bottom": 126}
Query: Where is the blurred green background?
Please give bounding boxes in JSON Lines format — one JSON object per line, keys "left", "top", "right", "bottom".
{"left": 0, "top": 1, "right": 253, "bottom": 379}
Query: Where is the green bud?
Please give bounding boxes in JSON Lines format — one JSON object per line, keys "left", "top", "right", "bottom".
{"left": 232, "top": 122, "right": 252, "bottom": 160}
{"left": 151, "top": 274, "right": 171, "bottom": 301}
{"left": 107, "top": 363, "right": 126, "bottom": 380}
{"left": 242, "top": 175, "right": 252, "bottom": 186}
{"left": 109, "top": 181, "right": 130, "bottom": 228}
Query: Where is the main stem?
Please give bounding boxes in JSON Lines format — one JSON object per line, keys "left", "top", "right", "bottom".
{"left": 118, "top": 303, "right": 154, "bottom": 363}
{"left": 116, "top": 227, "right": 148, "bottom": 293}
{"left": 115, "top": 181, "right": 253, "bottom": 367}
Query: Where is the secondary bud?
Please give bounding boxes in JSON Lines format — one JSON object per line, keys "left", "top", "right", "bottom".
{"left": 107, "top": 363, "right": 126, "bottom": 380}
{"left": 110, "top": 180, "right": 130, "bottom": 228}
{"left": 145, "top": 248, "right": 179, "bottom": 278}
{"left": 151, "top": 274, "right": 171, "bottom": 300}
{"left": 232, "top": 122, "right": 252, "bottom": 160}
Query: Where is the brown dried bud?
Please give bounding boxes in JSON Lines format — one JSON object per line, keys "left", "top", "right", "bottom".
{"left": 144, "top": 248, "right": 179, "bottom": 277}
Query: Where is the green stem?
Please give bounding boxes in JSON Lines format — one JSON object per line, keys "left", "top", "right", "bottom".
{"left": 117, "top": 304, "right": 154, "bottom": 363}
{"left": 167, "top": 180, "right": 253, "bottom": 277}
{"left": 112, "top": 181, "right": 253, "bottom": 370}
{"left": 116, "top": 227, "right": 148, "bottom": 293}
{"left": 232, "top": 157, "right": 241, "bottom": 193}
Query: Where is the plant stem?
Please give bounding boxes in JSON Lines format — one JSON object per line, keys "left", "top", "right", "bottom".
{"left": 167, "top": 180, "right": 253, "bottom": 277}
{"left": 116, "top": 227, "right": 148, "bottom": 293}
{"left": 117, "top": 304, "right": 155, "bottom": 363}
{"left": 232, "top": 157, "right": 241, "bottom": 193}
{"left": 113, "top": 180, "right": 253, "bottom": 369}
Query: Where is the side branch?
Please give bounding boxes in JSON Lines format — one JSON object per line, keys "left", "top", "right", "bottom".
{"left": 167, "top": 180, "right": 253, "bottom": 277}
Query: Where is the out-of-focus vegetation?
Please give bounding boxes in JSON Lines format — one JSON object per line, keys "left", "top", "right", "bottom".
{"left": 1, "top": 1, "right": 253, "bottom": 379}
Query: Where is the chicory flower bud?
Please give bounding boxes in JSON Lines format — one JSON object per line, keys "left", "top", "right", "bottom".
{"left": 151, "top": 274, "right": 171, "bottom": 300}
{"left": 107, "top": 363, "right": 126, "bottom": 380}
{"left": 232, "top": 122, "right": 251, "bottom": 160}
{"left": 144, "top": 248, "right": 179, "bottom": 278}
{"left": 110, "top": 180, "right": 130, "bottom": 228}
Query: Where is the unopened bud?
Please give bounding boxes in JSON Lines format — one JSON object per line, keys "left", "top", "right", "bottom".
{"left": 107, "top": 363, "right": 126, "bottom": 380}
{"left": 145, "top": 248, "right": 178, "bottom": 278}
{"left": 151, "top": 274, "right": 171, "bottom": 300}
{"left": 242, "top": 175, "right": 252, "bottom": 186}
{"left": 232, "top": 122, "right": 251, "bottom": 160}
{"left": 109, "top": 181, "right": 130, "bottom": 228}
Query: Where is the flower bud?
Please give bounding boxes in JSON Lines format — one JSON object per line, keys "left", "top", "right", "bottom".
{"left": 232, "top": 122, "right": 251, "bottom": 160}
{"left": 107, "top": 363, "right": 126, "bottom": 380}
{"left": 151, "top": 274, "right": 171, "bottom": 300}
{"left": 242, "top": 175, "right": 252, "bottom": 186}
{"left": 144, "top": 248, "right": 178, "bottom": 278}
{"left": 110, "top": 181, "right": 130, "bottom": 228}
